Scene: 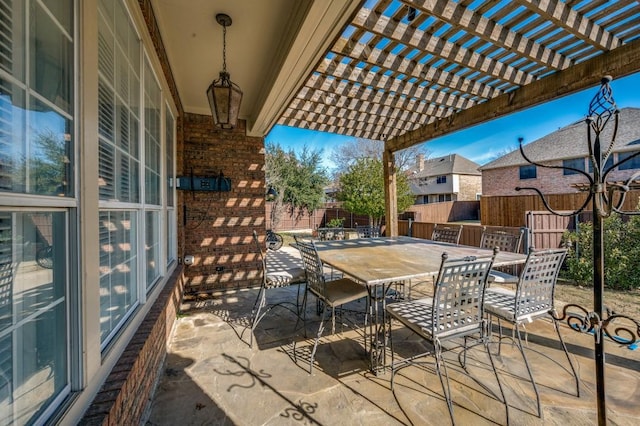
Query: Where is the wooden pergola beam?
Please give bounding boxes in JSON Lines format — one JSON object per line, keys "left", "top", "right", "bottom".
{"left": 387, "top": 38, "right": 640, "bottom": 153}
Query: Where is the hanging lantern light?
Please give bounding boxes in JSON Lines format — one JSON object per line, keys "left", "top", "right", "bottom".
{"left": 206, "top": 13, "right": 243, "bottom": 129}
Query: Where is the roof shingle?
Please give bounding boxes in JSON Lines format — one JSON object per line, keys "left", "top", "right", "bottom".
{"left": 480, "top": 107, "right": 640, "bottom": 170}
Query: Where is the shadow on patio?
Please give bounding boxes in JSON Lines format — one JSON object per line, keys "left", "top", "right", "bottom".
{"left": 147, "top": 248, "right": 639, "bottom": 426}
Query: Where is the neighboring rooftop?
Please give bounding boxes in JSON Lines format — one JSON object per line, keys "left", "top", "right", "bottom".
{"left": 407, "top": 153, "right": 481, "bottom": 178}
{"left": 481, "top": 107, "right": 640, "bottom": 171}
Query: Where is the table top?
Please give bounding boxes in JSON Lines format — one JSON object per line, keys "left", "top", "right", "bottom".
{"left": 313, "top": 236, "right": 527, "bottom": 286}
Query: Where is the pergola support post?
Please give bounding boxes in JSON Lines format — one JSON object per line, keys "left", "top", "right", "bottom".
{"left": 383, "top": 147, "right": 397, "bottom": 237}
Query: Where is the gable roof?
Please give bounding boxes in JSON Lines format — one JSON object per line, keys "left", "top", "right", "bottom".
{"left": 407, "top": 154, "right": 481, "bottom": 178}
{"left": 481, "top": 107, "right": 640, "bottom": 171}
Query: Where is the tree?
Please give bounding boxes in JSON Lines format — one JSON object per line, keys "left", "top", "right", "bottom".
{"left": 329, "top": 138, "right": 430, "bottom": 177}
{"left": 337, "top": 157, "right": 414, "bottom": 227}
{"left": 265, "top": 142, "right": 328, "bottom": 230}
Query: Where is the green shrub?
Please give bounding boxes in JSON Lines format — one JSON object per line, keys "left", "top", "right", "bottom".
{"left": 326, "top": 218, "right": 344, "bottom": 228}
{"left": 563, "top": 213, "right": 640, "bottom": 290}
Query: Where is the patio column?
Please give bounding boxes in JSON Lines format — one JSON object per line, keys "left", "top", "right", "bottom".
{"left": 383, "top": 146, "right": 398, "bottom": 237}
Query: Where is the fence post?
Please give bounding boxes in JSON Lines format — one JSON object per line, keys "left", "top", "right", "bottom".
{"left": 408, "top": 218, "right": 413, "bottom": 237}
{"left": 525, "top": 211, "right": 534, "bottom": 252}
{"left": 520, "top": 226, "right": 529, "bottom": 254}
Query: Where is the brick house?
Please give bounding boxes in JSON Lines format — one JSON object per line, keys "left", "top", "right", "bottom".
{"left": 481, "top": 108, "right": 640, "bottom": 196}
{"left": 407, "top": 154, "right": 482, "bottom": 204}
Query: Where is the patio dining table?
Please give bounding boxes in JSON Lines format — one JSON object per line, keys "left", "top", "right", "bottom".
{"left": 312, "top": 236, "right": 528, "bottom": 373}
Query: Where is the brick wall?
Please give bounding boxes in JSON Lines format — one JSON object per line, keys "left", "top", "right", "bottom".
{"left": 80, "top": 267, "right": 184, "bottom": 425}
{"left": 483, "top": 162, "right": 640, "bottom": 196}
{"left": 179, "top": 114, "right": 265, "bottom": 292}
{"left": 458, "top": 175, "right": 482, "bottom": 200}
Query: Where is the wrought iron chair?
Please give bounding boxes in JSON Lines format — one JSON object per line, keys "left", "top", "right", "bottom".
{"left": 247, "top": 230, "right": 306, "bottom": 348}
{"left": 386, "top": 249, "right": 508, "bottom": 425}
{"left": 479, "top": 227, "right": 524, "bottom": 285}
{"left": 356, "top": 225, "right": 380, "bottom": 238}
{"left": 295, "top": 237, "right": 369, "bottom": 374}
{"left": 431, "top": 223, "right": 463, "bottom": 245}
{"left": 483, "top": 248, "right": 580, "bottom": 418}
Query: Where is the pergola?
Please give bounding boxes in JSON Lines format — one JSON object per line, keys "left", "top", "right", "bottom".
{"left": 270, "top": 0, "right": 640, "bottom": 238}
{"left": 154, "top": 2, "right": 640, "bottom": 423}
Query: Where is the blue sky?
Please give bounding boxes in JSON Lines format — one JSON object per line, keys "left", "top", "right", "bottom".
{"left": 266, "top": 73, "right": 640, "bottom": 169}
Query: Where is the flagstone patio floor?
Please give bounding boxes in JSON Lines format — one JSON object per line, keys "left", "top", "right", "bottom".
{"left": 147, "top": 247, "right": 639, "bottom": 426}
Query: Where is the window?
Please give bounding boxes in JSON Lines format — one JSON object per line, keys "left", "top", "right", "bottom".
{"left": 519, "top": 165, "right": 537, "bottom": 179}
{"left": 563, "top": 158, "right": 585, "bottom": 175}
{"left": 99, "top": 210, "right": 138, "bottom": 343}
{"left": 166, "top": 105, "right": 176, "bottom": 264}
{"left": 97, "top": 2, "right": 141, "bottom": 203}
{"left": 0, "top": 1, "right": 74, "bottom": 424}
{"left": 436, "top": 175, "right": 447, "bottom": 184}
{"left": 144, "top": 57, "right": 162, "bottom": 290}
{"left": 0, "top": 211, "right": 71, "bottom": 424}
{"left": 97, "top": 0, "right": 175, "bottom": 343}
{"left": 618, "top": 151, "right": 640, "bottom": 170}
{"left": 98, "top": 0, "right": 142, "bottom": 345}
{"left": 0, "top": 1, "right": 74, "bottom": 197}
{"left": 144, "top": 58, "right": 161, "bottom": 206}
{"left": 588, "top": 155, "right": 615, "bottom": 173}
{"left": 1, "top": 1, "right": 176, "bottom": 423}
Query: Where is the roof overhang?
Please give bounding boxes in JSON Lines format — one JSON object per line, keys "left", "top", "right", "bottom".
{"left": 153, "top": 0, "right": 640, "bottom": 148}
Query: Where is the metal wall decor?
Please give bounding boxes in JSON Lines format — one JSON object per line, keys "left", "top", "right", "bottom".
{"left": 515, "top": 76, "right": 640, "bottom": 426}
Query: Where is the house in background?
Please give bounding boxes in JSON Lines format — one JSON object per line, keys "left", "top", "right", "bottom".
{"left": 481, "top": 107, "right": 640, "bottom": 196}
{"left": 407, "top": 154, "right": 482, "bottom": 204}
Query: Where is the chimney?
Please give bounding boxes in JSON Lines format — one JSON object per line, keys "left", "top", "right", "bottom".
{"left": 416, "top": 154, "right": 424, "bottom": 171}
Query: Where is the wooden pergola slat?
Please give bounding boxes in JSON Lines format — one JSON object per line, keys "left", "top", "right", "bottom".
{"left": 387, "top": 37, "right": 640, "bottom": 152}
{"left": 411, "top": 0, "right": 573, "bottom": 69}
{"left": 514, "top": 0, "right": 622, "bottom": 50}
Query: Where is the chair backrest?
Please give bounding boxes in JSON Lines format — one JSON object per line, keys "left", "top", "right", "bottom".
{"left": 431, "top": 224, "right": 463, "bottom": 245}
{"left": 431, "top": 249, "right": 497, "bottom": 338}
{"left": 356, "top": 225, "right": 380, "bottom": 238}
{"left": 480, "top": 228, "right": 524, "bottom": 253}
{"left": 514, "top": 248, "right": 567, "bottom": 317}
{"left": 294, "top": 236, "right": 326, "bottom": 297}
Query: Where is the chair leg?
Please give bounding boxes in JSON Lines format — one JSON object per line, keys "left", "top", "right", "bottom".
{"left": 552, "top": 316, "right": 581, "bottom": 397}
{"left": 248, "top": 286, "right": 266, "bottom": 348}
{"left": 388, "top": 315, "right": 395, "bottom": 389}
{"left": 331, "top": 307, "right": 336, "bottom": 335}
{"left": 461, "top": 336, "right": 468, "bottom": 369}
{"left": 434, "top": 340, "right": 455, "bottom": 425}
{"left": 484, "top": 338, "right": 510, "bottom": 425}
{"left": 496, "top": 318, "right": 504, "bottom": 355}
{"left": 514, "top": 324, "right": 542, "bottom": 418}
{"left": 294, "top": 283, "right": 307, "bottom": 334}
{"left": 309, "top": 307, "right": 327, "bottom": 374}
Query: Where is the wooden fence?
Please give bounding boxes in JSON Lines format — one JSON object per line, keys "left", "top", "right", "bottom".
{"left": 480, "top": 191, "right": 640, "bottom": 227}
{"left": 266, "top": 202, "right": 371, "bottom": 231}
{"left": 399, "top": 220, "right": 525, "bottom": 248}
{"left": 401, "top": 201, "right": 480, "bottom": 223}
{"left": 268, "top": 193, "right": 634, "bottom": 249}
{"left": 525, "top": 211, "right": 575, "bottom": 250}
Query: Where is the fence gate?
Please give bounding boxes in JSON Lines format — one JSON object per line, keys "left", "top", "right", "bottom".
{"left": 525, "top": 211, "right": 576, "bottom": 250}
